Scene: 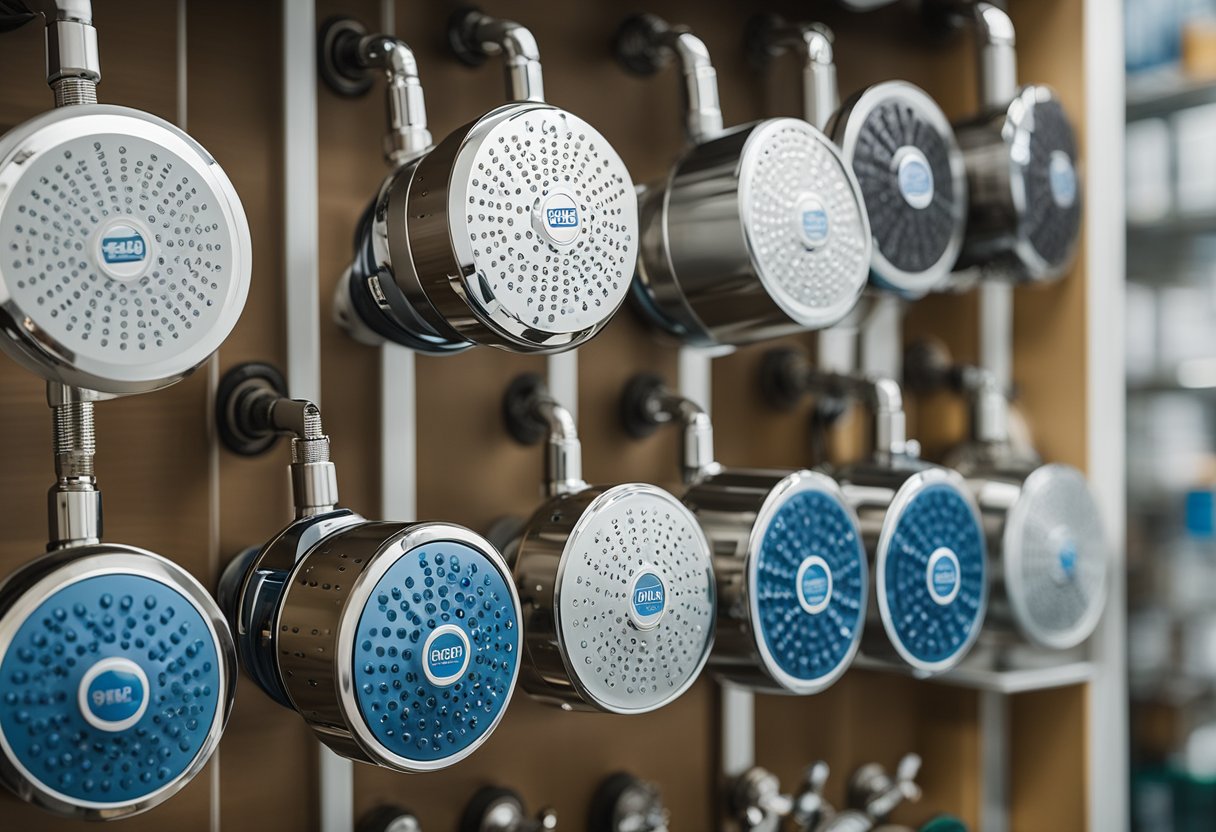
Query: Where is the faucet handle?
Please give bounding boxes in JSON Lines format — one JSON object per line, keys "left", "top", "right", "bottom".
{"left": 731, "top": 767, "right": 793, "bottom": 832}
{"left": 791, "top": 761, "right": 834, "bottom": 831}
{"left": 848, "top": 754, "right": 923, "bottom": 822}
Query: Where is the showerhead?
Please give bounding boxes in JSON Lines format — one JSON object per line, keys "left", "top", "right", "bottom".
{"left": 830, "top": 82, "right": 967, "bottom": 297}
{"left": 619, "top": 13, "right": 870, "bottom": 348}
{"left": 332, "top": 14, "right": 638, "bottom": 356}
{"left": 0, "top": 545, "right": 235, "bottom": 820}
{"left": 0, "top": 0, "right": 251, "bottom": 395}
{"left": 872, "top": 468, "right": 988, "bottom": 675}
{"left": 513, "top": 483, "right": 716, "bottom": 714}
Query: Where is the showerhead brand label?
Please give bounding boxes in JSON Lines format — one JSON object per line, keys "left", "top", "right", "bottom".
{"left": 1049, "top": 150, "right": 1078, "bottom": 210}
{"left": 796, "top": 555, "right": 834, "bottom": 615}
{"left": 538, "top": 191, "right": 582, "bottom": 246}
{"left": 1056, "top": 538, "right": 1079, "bottom": 583}
{"left": 78, "top": 657, "right": 149, "bottom": 732}
{"left": 795, "top": 195, "right": 830, "bottom": 249}
{"left": 897, "top": 149, "right": 935, "bottom": 210}
{"left": 628, "top": 570, "right": 667, "bottom": 630}
{"left": 100, "top": 228, "right": 146, "bottom": 264}
{"left": 95, "top": 219, "right": 152, "bottom": 282}
{"left": 422, "top": 624, "right": 470, "bottom": 687}
{"left": 926, "top": 547, "right": 962, "bottom": 606}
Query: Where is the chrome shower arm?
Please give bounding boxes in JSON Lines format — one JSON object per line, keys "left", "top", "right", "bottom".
{"left": 533, "top": 395, "right": 585, "bottom": 499}
{"left": 224, "top": 376, "right": 339, "bottom": 519}
{"left": 621, "top": 374, "right": 719, "bottom": 484}
{"left": 502, "top": 374, "right": 586, "bottom": 498}
{"left": 22, "top": 0, "right": 99, "bottom": 105}
{"left": 339, "top": 31, "right": 432, "bottom": 167}
{"left": 902, "top": 340, "right": 1012, "bottom": 445}
{"left": 766, "top": 349, "right": 910, "bottom": 462}
{"left": 452, "top": 10, "right": 546, "bottom": 103}
{"left": 748, "top": 16, "right": 838, "bottom": 131}
{"left": 45, "top": 382, "right": 102, "bottom": 550}
{"left": 614, "top": 14, "right": 724, "bottom": 144}
{"left": 972, "top": 2, "right": 1017, "bottom": 110}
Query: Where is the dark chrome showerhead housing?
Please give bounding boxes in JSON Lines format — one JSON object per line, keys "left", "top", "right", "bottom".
{"left": 327, "top": 14, "right": 638, "bottom": 356}
{"left": 215, "top": 363, "right": 521, "bottom": 771}
{"left": 496, "top": 374, "right": 716, "bottom": 714}
{"left": 616, "top": 14, "right": 871, "bottom": 348}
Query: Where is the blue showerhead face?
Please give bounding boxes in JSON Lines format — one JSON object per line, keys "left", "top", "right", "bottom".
{"left": 750, "top": 473, "right": 868, "bottom": 693}
{"left": 349, "top": 539, "right": 519, "bottom": 767}
{"left": 876, "top": 470, "right": 988, "bottom": 675}
{"left": 0, "top": 547, "right": 233, "bottom": 819}
{"left": 269, "top": 522, "right": 521, "bottom": 773}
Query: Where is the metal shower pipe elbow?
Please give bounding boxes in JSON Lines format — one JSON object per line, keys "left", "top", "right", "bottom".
{"left": 349, "top": 33, "right": 432, "bottom": 166}
{"left": 459, "top": 10, "right": 546, "bottom": 102}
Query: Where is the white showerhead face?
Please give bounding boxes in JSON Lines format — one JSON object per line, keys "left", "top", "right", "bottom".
{"left": 447, "top": 103, "right": 638, "bottom": 343}
{"left": 739, "top": 117, "right": 871, "bottom": 331}
{"left": 0, "top": 105, "right": 251, "bottom": 395}
{"left": 553, "top": 484, "right": 715, "bottom": 714}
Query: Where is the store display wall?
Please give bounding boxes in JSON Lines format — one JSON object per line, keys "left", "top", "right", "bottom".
{"left": 0, "top": 0, "right": 1093, "bottom": 829}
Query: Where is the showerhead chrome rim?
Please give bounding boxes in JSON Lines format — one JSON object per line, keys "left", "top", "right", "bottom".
{"left": 0, "top": 545, "right": 235, "bottom": 820}
{"left": 443, "top": 102, "right": 638, "bottom": 351}
{"left": 0, "top": 105, "right": 251, "bottom": 394}
{"left": 874, "top": 467, "right": 989, "bottom": 676}
{"left": 738, "top": 117, "right": 871, "bottom": 331}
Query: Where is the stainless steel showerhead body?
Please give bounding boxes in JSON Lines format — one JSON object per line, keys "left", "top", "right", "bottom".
{"left": 214, "top": 363, "right": 522, "bottom": 771}
{"left": 330, "top": 14, "right": 638, "bottom": 355}
{"left": 616, "top": 14, "right": 870, "bottom": 348}
{"left": 499, "top": 374, "right": 716, "bottom": 714}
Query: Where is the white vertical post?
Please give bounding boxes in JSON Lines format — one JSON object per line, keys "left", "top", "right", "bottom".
{"left": 1085, "top": 0, "right": 1128, "bottom": 827}
{"left": 283, "top": 3, "right": 353, "bottom": 831}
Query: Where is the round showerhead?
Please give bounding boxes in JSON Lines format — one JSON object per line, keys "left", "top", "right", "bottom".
{"left": 0, "top": 546, "right": 235, "bottom": 820}
{"left": 749, "top": 472, "right": 867, "bottom": 694}
{"left": 349, "top": 102, "right": 638, "bottom": 354}
{"left": 831, "top": 82, "right": 967, "bottom": 297}
{"left": 521, "top": 483, "right": 715, "bottom": 714}
{"left": 740, "top": 118, "right": 871, "bottom": 331}
{"left": 875, "top": 469, "right": 988, "bottom": 675}
{"left": 1002, "top": 464, "right": 1108, "bottom": 650}
{"left": 275, "top": 522, "right": 521, "bottom": 771}
{"left": 1005, "top": 86, "right": 1081, "bottom": 277}
{"left": 0, "top": 105, "right": 251, "bottom": 395}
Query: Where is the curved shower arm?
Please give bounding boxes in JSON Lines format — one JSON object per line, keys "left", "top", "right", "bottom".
{"left": 621, "top": 374, "right": 719, "bottom": 484}
{"left": 748, "top": 15, "right": 838, "bottom": 131}
{"left": 451, "top": 9, "right": 546, "bottom": 103}
{"left": 972, "top": 2, "right": 1018, "bottom": 110}
{"left": 502, "top": 374, "right": 587, "bottom": 498}
{"left": 614, "top": 14, "right": 724, "bottom": 144}
{"left": 330, "top": 28, "right": 433, "bottom": 167}
{"left": 224, "top": 375, "right": 341, "bottom": 519}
